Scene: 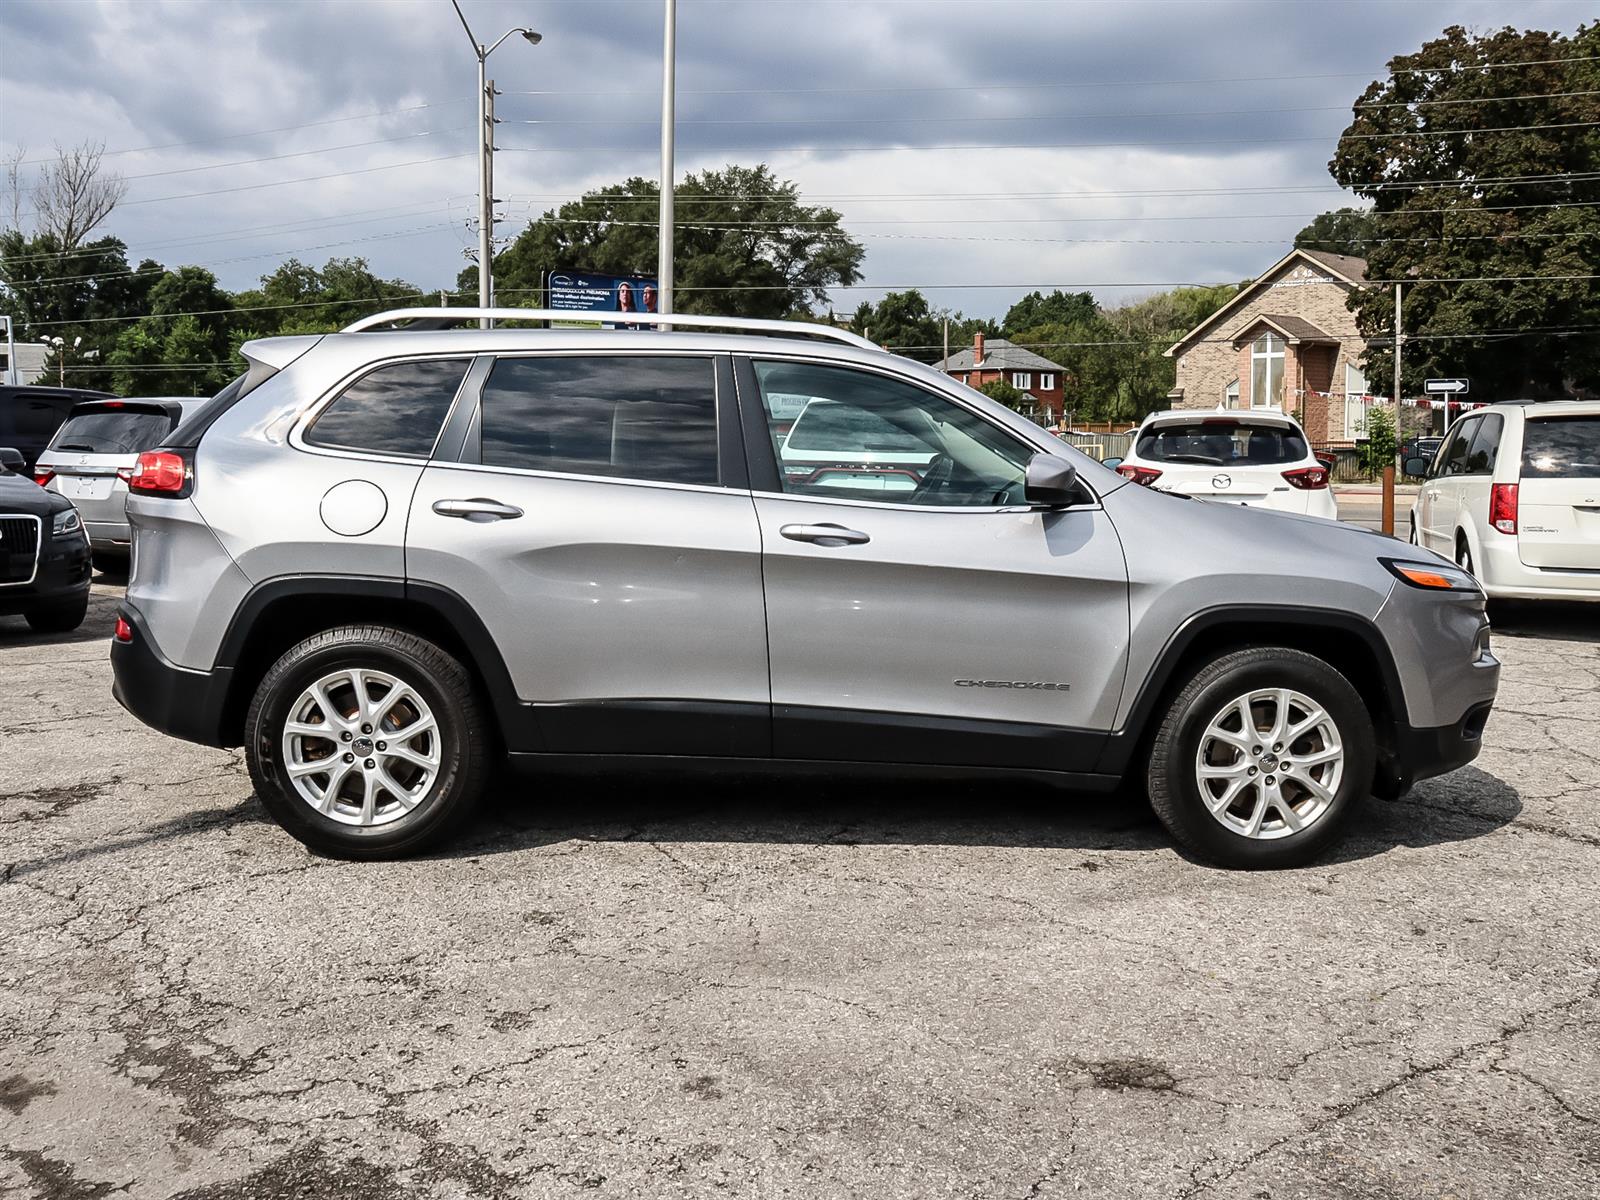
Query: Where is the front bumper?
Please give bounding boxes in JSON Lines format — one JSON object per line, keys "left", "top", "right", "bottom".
{"left": 110, "top": 604, "right": 234, "bottom": 747}
{"left": 0, "top": 531, "right": 91, "bottom": 616}
{"left": 1373, "top": 700, "right": 1495, "bottom": 799}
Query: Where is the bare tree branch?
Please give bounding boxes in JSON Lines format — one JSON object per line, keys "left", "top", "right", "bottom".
{"left": 2, "top": 144, "right": 25, "bottom": 235}
{"left": 31, "top": 141, "right": 127, "bottom": 249}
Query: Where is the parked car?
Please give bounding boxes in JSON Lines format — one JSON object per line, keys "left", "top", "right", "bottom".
{"left": 1114, "top": 408, "right": 1338, "bottom": 519}
{"left": 110, "top": 310, "right": 1498, "bottom": 869}
{"left": 35, "top": 397, "right": 205, "bottom": 562}
{"left": 0, "top": 385, "right": 118, "bottom": 473}
{"left": 1406, "top": 401, "right": 1600, "bottom": 602}
{"left": 1401, "top": 435, "right": 1444, "bottom": 469}
{"left": 0, "top": 445, "right": 93, "bottom": 633}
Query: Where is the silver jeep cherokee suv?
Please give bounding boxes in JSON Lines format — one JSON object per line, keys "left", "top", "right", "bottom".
{"left": 110, "top": 309, "right": 1499, "bottom": 868}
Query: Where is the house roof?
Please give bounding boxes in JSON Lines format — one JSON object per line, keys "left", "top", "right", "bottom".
{"left": 936, "top": 338, "right": 1065, "bottom": 373}
{"left": 1234, "top": 314, "right": 1336, "bottom": 345}
{"left": 1163, "top": 247, "right": 1369, "bottom": 357}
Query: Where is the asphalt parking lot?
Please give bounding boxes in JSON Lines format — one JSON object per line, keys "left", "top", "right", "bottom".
{"left": 2, "top": 575, "right": 1597, "bottom": 1199}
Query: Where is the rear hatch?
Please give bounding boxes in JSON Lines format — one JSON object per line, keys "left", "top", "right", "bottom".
{"left": 1134, "top": 419, "right": 1313, "bottom": 507}
{"left": 1518, "top": 413, "right": 1600, "bottom": 570}
{"left": 39, "top": 402, "right": 182, "bottom": 521}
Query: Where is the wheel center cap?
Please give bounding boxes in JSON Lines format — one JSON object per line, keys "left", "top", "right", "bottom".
{"left": 353, "top": 735, "right": 374, "bottom": 756}
{"left": 1261, "top": 754, "right": 1279, "bottom": 771}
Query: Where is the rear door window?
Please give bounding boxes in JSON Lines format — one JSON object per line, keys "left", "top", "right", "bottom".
{"left": 477, "top": 355, "right": 718, "bottom": 486}
{"left": 1463, "top": 413, "right": 1503, "bottom": 475}
{"left": 49, "top": 407, "right": 174, "bottom": 454}
{"left": 1521, "top": 416, "right": 1600, "bottom": 478}
{"left": 305, "top": 358, "right": 471, "bottom": 458}
{"left": 1134, "top": 422, "right": 1308, "bottom": 466}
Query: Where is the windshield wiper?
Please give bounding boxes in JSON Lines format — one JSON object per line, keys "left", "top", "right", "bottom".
{"left": 1157, "top": 453, "right": 1226, "bottom": 465}
{"left": 54, "top": 442, "right": 99, "bottom": 452}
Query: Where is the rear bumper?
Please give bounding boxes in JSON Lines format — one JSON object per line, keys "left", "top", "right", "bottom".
{"left": 110, "top": 604, "right": 234, "bottom": 747}
{"left": 1373, "top": 700, "right": 1495, "bottom": 799}
{"left": 0, "top": 532, "right": 91, "bottom": 615}
{"left": 1478, "top": 536, "right": 1600, "bottom": 601}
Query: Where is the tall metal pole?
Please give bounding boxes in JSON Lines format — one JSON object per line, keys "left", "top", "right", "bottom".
{"left": 477, "top": 55, "right": 492, "bottom": 328}
{"left": 658, "top": 0, "right": 677, "bottom": 315}
{"left": 1393, "top": 281, "right": 1403, "bottom": 420}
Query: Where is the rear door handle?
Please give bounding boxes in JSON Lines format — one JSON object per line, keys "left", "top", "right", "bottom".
{"left": 779, "top": 522, "right": 870, "bottom": 546}
{"left": 432, "top": 498, "right": 524, "bottom": 520}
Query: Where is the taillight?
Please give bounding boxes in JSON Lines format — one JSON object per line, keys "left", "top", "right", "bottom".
{"left": 114, "top": 616, "right": 133, "bottom": 644}
{"left": 33, "top": 468, "right": 55, "bottom": 487}
{"left": 129, "top": 450, "right": 190, "bottom": 496}
{"left": 1490, "top": 483, "right": 1518, "bottom": 534}
{"left": 1116, "top": 464, "right": 1163, "bottom": 487}
{"left": 1281, "top": 466, "right": 1329, "bottom": 490}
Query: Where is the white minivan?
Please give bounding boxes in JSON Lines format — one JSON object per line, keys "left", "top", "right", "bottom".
{"left": 1407, "top": 400, "right": 1600, "bottom": 601}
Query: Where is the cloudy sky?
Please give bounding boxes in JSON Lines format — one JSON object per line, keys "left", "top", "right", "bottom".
{"left": 2, "top": 0, "right": 1594, "bottom": 320}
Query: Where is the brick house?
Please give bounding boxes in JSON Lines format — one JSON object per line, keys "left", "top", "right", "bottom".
{"left": 936, "top": 332, "right": 1068, "bottom": 424}
{"left": 1164, "top": 248, "right": 1375, "bottom": 444}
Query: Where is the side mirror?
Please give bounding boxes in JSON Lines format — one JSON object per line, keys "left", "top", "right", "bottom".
{"left": 1024, "top": 452, "right": 1079, "bottom": 508}
{"left": 1101, "top": 456, "right": 1124, "bottom": 471}
{"left": 1403, "top": 456, "right": 1429, "bottom": 479}
{"left": 0, "top": 447, "right": 25, "bottom": 473}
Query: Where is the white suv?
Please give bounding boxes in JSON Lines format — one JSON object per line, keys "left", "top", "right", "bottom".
{"left": 1113, "top": 408, "right": 1337, "bottom": 519}
{"left": 1407, "top": 400, "right": 1600, "bottom": 601}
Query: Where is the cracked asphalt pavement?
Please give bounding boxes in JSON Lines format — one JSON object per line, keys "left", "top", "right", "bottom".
{"left": 2, "top": 578, "right": 1598, "bottom": 1198}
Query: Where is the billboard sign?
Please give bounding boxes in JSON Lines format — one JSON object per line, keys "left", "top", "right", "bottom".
{"left": 547, "top": 270, "right": 659, "bottom": 326}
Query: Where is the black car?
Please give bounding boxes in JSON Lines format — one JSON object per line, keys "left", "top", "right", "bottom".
{"left": 0, "top": 446, "right": 92, "bottom": 632}
{"left": 0, "top": 385, "right": 119, "bottom": 473}
{"left": 1400, "top": 435, "right": 1444, "bottom": 470}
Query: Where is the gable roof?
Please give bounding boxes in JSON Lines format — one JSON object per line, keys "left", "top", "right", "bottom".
{"left": 936, "top": 338, "right": 1065, "bottom": 373}
{"left": 1234, "top": 314, "right": 1336, "bottom": 345}
{"left": 1163, "top": 247, "right": 1369, "bottom": 357}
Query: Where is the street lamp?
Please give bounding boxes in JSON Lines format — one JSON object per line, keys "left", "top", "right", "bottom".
{"left": 450, "top": 0, "right": 541, "bottom": 329}
{"left": 39, "top": 335, "right": 81, "bottom": 387}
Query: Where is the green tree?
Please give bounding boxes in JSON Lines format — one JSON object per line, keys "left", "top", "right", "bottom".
{"left": 977, "top": 378, "right": 1027, "bottom": 409}
{"left": 236, "top": 256, "right": 420, "bottom": 335}
{"left": 848, "top": 290, "right": 942, "bottom": 360}
{"left": 1294, "top": 207, "right": 1379, "bottom": 258}
{"left": 1359, "top": 403, "right": 1399, "bottom": 477}
{"left": 1329, "top": 22, "right": 1600, "bottom": 399}
{"left": 1001, "top": 290, "right": 1097, "bottom": 336}
{"left": 109, "top": 266, "right": 237, "bottom": 395}
{"left": 474, "top": 164, "right": 864, "bottom": 318}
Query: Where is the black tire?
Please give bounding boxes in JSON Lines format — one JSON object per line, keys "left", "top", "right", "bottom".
{"left": 244, "top": 625, "right": 490, "bottom": 859}
{"left": 24, "top": 592, "right": 88, "bottom": 634}
{"left": 1455, "top": 536, "right": 1474, "bottom": 577}
{"left": 1146, "top": 647, "right": 1374, "bottom": 869}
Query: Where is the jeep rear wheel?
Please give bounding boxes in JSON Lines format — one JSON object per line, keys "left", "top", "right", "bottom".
{"left": 245, "top": 626, "right": 489, "bottom": 858}
{"left": 1146, "top": 647, "right": 1374, "bottom": 868}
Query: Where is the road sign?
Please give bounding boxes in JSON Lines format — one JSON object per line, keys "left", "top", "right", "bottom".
{"left": 1424, "top": 378, "right": 1470, "bottom": 395}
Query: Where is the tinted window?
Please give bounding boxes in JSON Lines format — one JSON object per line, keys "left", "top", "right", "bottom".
{"left": 306, "top": 358, "right": 470, "bottom": 458}
{"left": 1134, "top": 421, "right": 1309, "bottom": 466}
{"left": 755, "top": 360, "right": 1032, "bottom": 506}
{"left": 1438, "top": 421, "right": 1476, "bottom": 476}
{"left": 479, "top": 356, "right": 717, "bottom": 486}
{"left": 1463, "top": 413, "right": 1503, "bottom": 475}
{"left": 0, "top": 396, "right": 70, "bottom": 444}
{"left": 50, "top": 407, "right": 174, "bottom": 454}
{"left": 1522, "top": 416, "right": 1600, "bottom": 479}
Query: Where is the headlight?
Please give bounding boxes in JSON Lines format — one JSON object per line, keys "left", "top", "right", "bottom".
{"left": 1381, "top": 558, "right": 1480, "bottom": 593}
{"left": 52, "top": 508, "right": 82, "bottom": 537}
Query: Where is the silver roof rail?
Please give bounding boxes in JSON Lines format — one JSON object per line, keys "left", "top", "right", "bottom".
{"left": 340, "top": 306, "right": 883, "bottom": 352}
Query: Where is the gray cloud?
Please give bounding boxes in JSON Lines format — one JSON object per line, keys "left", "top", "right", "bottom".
{"left": 2, "top": 0, "right": 1595, "bottom": 319}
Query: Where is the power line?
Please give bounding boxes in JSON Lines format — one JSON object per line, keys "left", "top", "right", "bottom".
{"left": 117, "top": 130, "right": 466, "bottom": 182}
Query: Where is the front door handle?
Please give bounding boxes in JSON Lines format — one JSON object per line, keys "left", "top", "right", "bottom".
{"left": 432, "top": 498, "right": 524, "bottom": 521}
{"left": 779, "top": 522, "right": 870, "bottom": 546}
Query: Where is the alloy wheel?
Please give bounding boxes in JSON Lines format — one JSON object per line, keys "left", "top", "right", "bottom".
{"left": 280, "top": 668, "right": 442, "bottom": 826}
{"left": 1193, "top": 688, "right": 1344, "bottom": 840}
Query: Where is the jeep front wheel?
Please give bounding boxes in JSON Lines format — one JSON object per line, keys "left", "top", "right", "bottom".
{"left": 1146, "top": 647, "right": 1374, "bottom": 869}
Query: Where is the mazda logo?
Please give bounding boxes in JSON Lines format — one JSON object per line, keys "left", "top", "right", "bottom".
{"left": 1212, "top": 474, "right": 1232, "bottom": 489}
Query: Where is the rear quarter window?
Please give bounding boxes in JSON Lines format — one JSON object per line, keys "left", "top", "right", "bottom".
{"left": 1521, "top": 415, "right": 1600, "bottom": 479}
{"left": 305, "top": 358, "right": 471, "bottom": 459}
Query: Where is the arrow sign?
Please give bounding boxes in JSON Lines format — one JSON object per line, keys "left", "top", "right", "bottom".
{"left": 1424, "top": 378, "right": 1470, "bottom": 395}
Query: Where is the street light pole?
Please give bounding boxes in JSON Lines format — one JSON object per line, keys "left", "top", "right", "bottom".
{"left": 451, "top": 0, "right": 541, "bottom": 330}
{"left": 658, "top": 0, "right": 676, "bottom": 315}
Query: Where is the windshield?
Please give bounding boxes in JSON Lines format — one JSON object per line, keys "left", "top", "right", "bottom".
{"left": 1135, "top": 421, "right": 1308, "bottom": 466}
{"left": 48, "top": 407, "right": 175, "bottom": 455}
{"left": 1522, "top": 416, "right": 1600, "bottom": 479}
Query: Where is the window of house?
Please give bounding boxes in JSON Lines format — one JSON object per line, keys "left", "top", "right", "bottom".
{"left": 1038, "top": 373, "right": 1056, "bottom": 391}
{"left": 1224, "top": 379, "right": 1240, "bottom": 410}
{"left": 1010, "top": 372, "right": 1031, "bottom": 390}
{"left": 1344, "top": 362, "right": 1370, "bottom": 440}
{"left": 1250, "top": 334, "right": 1285, "bottom": 408}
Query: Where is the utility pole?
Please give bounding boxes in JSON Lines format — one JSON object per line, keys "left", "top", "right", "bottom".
{"left": 450, "top": 0, "right": 541, "bottom": 330}
{"left": 1393, "top": 282, "right": 1404, "bottom": 421}
{"left": 658, "top": 0, "right": 677, "bottom": 315}
{"left": 942, "top": 316, "right": 949, "bottom": 366}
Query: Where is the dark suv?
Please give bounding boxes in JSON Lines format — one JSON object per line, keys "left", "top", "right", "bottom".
{"left": 0, "top": 385, "right": 119, "bottom": 472}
